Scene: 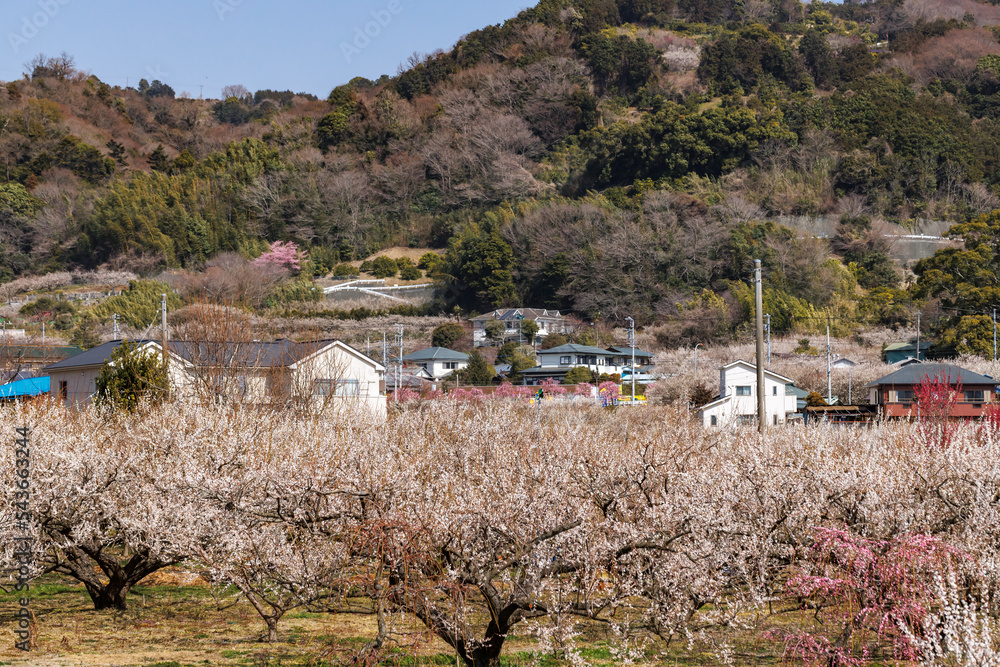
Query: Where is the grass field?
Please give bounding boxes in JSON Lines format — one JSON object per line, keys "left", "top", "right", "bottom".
{"left": 0, "top": 573, "right": 803, "bottom": 666}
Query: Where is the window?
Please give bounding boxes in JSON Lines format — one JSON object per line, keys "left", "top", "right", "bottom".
{"left": 59, "top": 380, "right": 67, "bottom": 400}
{"left": 896, "top": 390, "right": 914, "bottom": 404}
{"left": 773, "top": 386, "right": 778, "bottom": 395}
{"left": 710, "top": 415, "right": 718, "bottom": 426}
{"left": 773, "top": 414, "right": 779, "bottom": 425}
{"left": 559, "top": 356, "right": 571, "bottom": 366}
{"left": 965, "top": 390, "right": 985, "bottom": 403}
{"left": 314, "top": 379, "right": 359, "bottom": 397}
{"left": 736, "top": 386, "right": 752, "bottom": 396}
{"left": 443, "top": 362, "right": 459, "bottom": 370}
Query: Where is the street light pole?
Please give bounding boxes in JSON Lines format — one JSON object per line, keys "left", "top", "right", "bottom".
{"left": 694, "top": 343, "right": 702, "bottom": 377}
{"left": 626, "top": 316, "right": 635, "bottom": 404}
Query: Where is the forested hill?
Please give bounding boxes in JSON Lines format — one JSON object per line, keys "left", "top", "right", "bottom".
{"left": 4, "top": 0, "right": 1000, "bottom": 342}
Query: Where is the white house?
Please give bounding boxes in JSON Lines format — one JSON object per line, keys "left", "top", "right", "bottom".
{"left": 470, "top": 308, "right": 576, "bottom": 346}
{"left": 520, "top": 344, "right": 621, "bottom": 384}
{"left": 401, "top": 347, "right": 468, "bottom": 380}
{"left": 44, "top": 338, "right": 387, "bottom": 418}
{"left": 698, "top": 360, "right": 798, "bottom": 427}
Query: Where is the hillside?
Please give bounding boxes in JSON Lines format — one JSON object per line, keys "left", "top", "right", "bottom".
{"left": 4, "top": 0, "right": 1000, "bottom": 346}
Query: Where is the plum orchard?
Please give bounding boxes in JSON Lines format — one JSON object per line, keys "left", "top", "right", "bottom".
{"left": 4, "top": 401, "right": 1000, "bottom": 664}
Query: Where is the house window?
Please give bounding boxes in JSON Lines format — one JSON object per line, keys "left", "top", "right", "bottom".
{"left": 710, "top": 415, "right": 718, "bottom": 426}
{"left": 559, "top": 356, "right": 571, "bottom": 366}
{"left": 773, "top": 414, "right": 778, "bottom": 425}
{"left": 59, "top": 380, "right": 67, "bottom": 400}
{"left": 896, "top": 390, "right": 914, "bottom": 404}
{"left": 314, "top": 379, "right": 360, "bottom": 397}
{"left": 773, "top": 386, "right": 778, "bottom": 395}
{"left": 443, "top": 362, "right": 459, "bottom": 370}
{"left": 965, "top": 390, "right": 985, "bottom": 403}
{"left": 736, "top": 386, "right": 752, "bottom": 396}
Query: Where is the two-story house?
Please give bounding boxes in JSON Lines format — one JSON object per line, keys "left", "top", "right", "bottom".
{"left": 518, "top": 344, "right": 621, "bottom": 384}
{"left": 865, "top": 363, "right": 1000, "bottom": 419}
{"left": 470, "top": 308, "right": 576, "bottom": 347}
{"left": 401, "top": 347, "right": 469, "bottom": 380}
{"left": 698, "top": 360, "right": 799, "bottom": 427}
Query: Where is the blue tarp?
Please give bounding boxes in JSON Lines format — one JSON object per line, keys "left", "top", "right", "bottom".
{"left": 0, "top": 376, "right": 49, "bottom": 399}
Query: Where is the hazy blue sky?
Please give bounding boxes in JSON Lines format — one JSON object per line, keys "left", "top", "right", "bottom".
{"left": 3, "top": 0, "right": 533, "bottom": 98}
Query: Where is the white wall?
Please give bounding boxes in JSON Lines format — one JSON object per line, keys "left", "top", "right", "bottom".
{"left": 702, "top": 363, "right": 798, "bottom": 427}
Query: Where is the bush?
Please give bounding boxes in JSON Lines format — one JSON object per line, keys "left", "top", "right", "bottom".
{"left": 333, "top": 263, "right": 360, "bottom": 277}
{"left": 563, "top": 366, "right": 596, "bottom": 385}
{"left": 417, "top": 252, "right": 441, "bottom": 271}
{"left": 399, "top": 265, "right": 422, "bottom": 281}
{"left": 94, "top": 280, "right": 182, "bottom": 329}
{"left": 370, "top": 257, "right": 398, "bottom": 278}
{"left": 94, "top": 340, "right": 168, "bottom": 413}
{"left": 359, "top": 260, "right": 375, "bottom": 274}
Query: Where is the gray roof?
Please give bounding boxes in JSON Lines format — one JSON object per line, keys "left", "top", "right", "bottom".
{"left": 608, "top": 346, "right": 654, "bottom": 359}
{"left": 540, "top": 344, "right": 614, "bottom": 356}
{"left": 402, "top": 347, "right": 469, "bottom": 362}
{"left": 45, "top": 339, "right": 351, "bottom": 372}
{"left": 470, "top": 308, "right": 564, "bottom": 322}
{"left": 44, "top": 340, "right": 137, "bottom": 371}
{"left": 866, "top": 363, "right": 999, "bottom": 388}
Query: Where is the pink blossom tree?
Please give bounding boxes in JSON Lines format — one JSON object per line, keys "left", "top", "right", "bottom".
{"left": 252, "top": 241, "right": 304, "bottom": 272}
{"left": 770, "top": 527, "right": 965, "bottom": 666}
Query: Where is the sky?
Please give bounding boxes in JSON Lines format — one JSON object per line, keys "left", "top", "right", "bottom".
{"left": 3, "top": 0, "right": 534, "bottom": 98}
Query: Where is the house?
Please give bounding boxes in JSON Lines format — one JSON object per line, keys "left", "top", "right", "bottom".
{"left": 698, "top": 361, "right": 799, "bottom": 427}
{"left": 44, "top": 338, "right": 387, "bottom": 417}
{"left": 865, "top": 363, "right": 1000, "bottom": 419}
{"left": 521, "top": 343, "right": 623, "bottom": 384}
{"left": 0, "top": 344, "right": 83, "bottom": 382}
{"left": 401, "top": 347, "right": 469, "bottom": 379}
{"left": 882, "top": 342, "right": 932, "bottom": 364}
{"left": 606, "top": 346, "right": 656, "bottom": 379}
{"left": 470, "top": 308, "right": 576, "bottom": 346}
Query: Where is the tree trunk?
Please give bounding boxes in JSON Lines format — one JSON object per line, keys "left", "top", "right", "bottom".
{"left": 265, "top": 617, "right": 278, "bottom": 643}
{"left": 85, "top": 581, "right": 130, "bottom": 611}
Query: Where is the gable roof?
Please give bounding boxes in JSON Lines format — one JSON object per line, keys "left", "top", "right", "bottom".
{"left": 170, "top": 339, "right": 335, "bottom": 367}
{"left": 721, "top": 360, "right": 795, "bottom": 385}
{"left": 607, "top": 346, "right": 654, "bottom": 359}
{"left": 884, "top": 342, "right": 933, "bottom": 352}
{"left": 402, "top": 347, "right": 469, "bottom": 362}
{"left": 470, "top": 308, "right": 565, "bottom": 322}
{"left": 697, "top": 394, "right": 731, "bottom": 413}
{"left": 44, "top": 339, "right": 384, "bottom": 373}
{"left": 540, "top": 343, "right": 615, "bottom": 356}
{"left": 865, "top": 363, "right": 999, "bottom": 388}
{"left": 44, "top": 340, "right": 147, "bottom": 371}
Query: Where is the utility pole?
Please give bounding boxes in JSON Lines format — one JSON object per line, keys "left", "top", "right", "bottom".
{"left": 694, "top": 343, "right": 702, "bottom": 377}
{"left": 626, "top": 316, "right": 635, "bottom": 404}
{"left": 41, "top": 323, "right": 45, "bottom": 346}
{"left": 395, "top": 324, "right": 404, "bottom": 402}
{"left": 916, "top": 310, "right": 922, "bottom": 361}
{"left": 161, "top": 294, "right": 169, "bottom": 395}
{"left": 994, "top": 308, "right": 997, "bottom": 362}
{"left": 766, "top": 313, "right": 771, "bottom": 365}
{"left": 112, "top": 313, "right": 120, "bottom": 340}
{"left": 827, "top": 325, "right": 832, "bottom": 405}
{"left": 754, "top": 260, "right": 765, "bottom": 433}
